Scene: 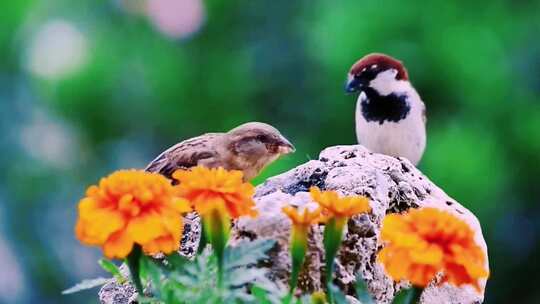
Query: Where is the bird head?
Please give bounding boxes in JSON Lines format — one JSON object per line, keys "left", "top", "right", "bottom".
{"left": 345, "top": 53, "right": 408, "bottom": 94}
{"left": 226, "top": 122, "right": 295, "bottom": 160}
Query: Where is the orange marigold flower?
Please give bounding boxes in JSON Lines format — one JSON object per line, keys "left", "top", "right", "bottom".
{"left": 282, "top": 206, "right": 322, "bottom": 227}
{"left": 309, "top": 186, "right": 370, "bottom": 220}
{"left": 75, "top": 170, "right": 192, "bottom": 259}
{"left": 377, "top": 207, "right": 489, "bottom": 291}
{"left": 173, "top": 166, "right": 257, "bottom": 218}
{"left": 283, "top": 205, "right": 321, "bottom": 292}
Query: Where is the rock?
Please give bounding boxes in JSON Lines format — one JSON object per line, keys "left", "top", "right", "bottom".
{"left": 230, "top": 145, "right": 488, "bottom": 304}
{"left": 98, "top": 145, "right": 488, "bottom": 304}
{"left": 98, "top": 265, "right": 137, "bottom": 304}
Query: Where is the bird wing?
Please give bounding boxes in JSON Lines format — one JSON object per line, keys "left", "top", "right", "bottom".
{"left": 145, "top": 133, "right": 222, "bottom": 179}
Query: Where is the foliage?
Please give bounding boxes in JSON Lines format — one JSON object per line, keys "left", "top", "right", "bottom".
{"left": 354, "top": 273, "right": 374, "bottom": 304}
{"left": 63, "top": 239, "right": 286, "bottom": 303}
{"left": 61, "top": 278, "right": 110, "bottom": 295}
{"left": 98, "top": 258, "right": 126, "bottom": 283}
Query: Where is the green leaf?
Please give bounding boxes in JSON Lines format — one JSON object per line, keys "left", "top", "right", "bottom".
{"left": 251, "top": 285, "right": 273, "bottom": 304}
{"left": 252, "top": 276, "right": 287, "bottom": 301}
{"left": 228, "top": 267, "right": 268, "bottom": 287}
{"left": 165, "top": 252, "right": 189, "bottom": 270}
{"left": 140, "top": 256, "right": 163, "bottom": 298}
{"left": 282, "top": 293, "right": 293, "bottom": 304}
{"left": 354, "top": 273, "right": 374, "bottom": 304}
{"left": 392, "top": 287, "right": 423, "bottom": 304}
{"left": 224, "top": 239, "right": 276, "bottom": 270}
{"left": 137, "top": 296, "right": 161, "bottom": 304}
{"left": 61, "top": 277, "right": 110, "bottom": 295}
{"left": 98, "top": 259, "right": 125, "bottom": 283}
{"left": 328, "top": 283, "right": 348, "bottom": 304}
{"left": 169, "top": 250, "right": 219, "bottom": 302}
{"left": 151, "top": 239, "right": 281, "bottom": 304}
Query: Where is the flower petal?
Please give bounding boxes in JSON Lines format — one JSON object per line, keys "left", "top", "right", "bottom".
{"left": 104, "top": 230, "right": 134, "bottom": 259}
{"left": 126, "top": 211, "right": 167, "bottom": 244}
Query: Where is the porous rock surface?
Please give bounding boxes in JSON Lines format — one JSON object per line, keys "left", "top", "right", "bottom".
{"left": 99, "top": 145, "right": 488, "bottom": 304}
{"left": 230, "top": 145, "right": 487, "bottom": 304}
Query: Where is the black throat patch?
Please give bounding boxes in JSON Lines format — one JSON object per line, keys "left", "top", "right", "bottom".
{"left": 360, "top": 87, "right": 411, "bottom": 125}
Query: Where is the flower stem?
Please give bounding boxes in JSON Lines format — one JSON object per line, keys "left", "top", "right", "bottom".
{"left": 197, "top": 225, "right": 207, "bottom": 254}
{"left": 126, "top": 244, "right": 144, "bottom": 296}
{"left": 202, "top": 208, "right": 230, "bottom": 288}
{"left": 288, "top": 226, "right": 308, "bottom": 295}
{"left": 323, "top": 217, "right": 347, "bottom": 302}
{"left": 410, "top": 287, "right": 423, "bottom": 304}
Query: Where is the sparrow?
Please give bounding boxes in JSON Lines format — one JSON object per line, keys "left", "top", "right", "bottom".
{"left": 145, "top": 122, "right": 295, "bottom": 181}
{"left": 345, "top": 53, "right": 426, "bottom": 165}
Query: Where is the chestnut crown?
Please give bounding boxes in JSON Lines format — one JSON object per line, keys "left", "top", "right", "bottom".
{"left": 346, "top": 53, "right": 408, "bottom": 93}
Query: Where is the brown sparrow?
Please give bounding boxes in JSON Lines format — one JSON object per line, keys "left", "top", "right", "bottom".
{"left": 145, "top": 122, "right": 295, "bottom": 181}
{"left": 345, "top": 53, "right": 426, "bottom": 165}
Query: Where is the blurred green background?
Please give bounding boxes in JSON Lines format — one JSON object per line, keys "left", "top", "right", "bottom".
{"left": 1, "top": 0, "right": 539, "bottom": 303}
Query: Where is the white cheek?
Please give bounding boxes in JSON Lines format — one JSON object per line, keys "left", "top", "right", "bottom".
{"left": 377, "top": 69, "right": 397, "bottom": 80}
{"left": 369, "top": 69, "right": 401, "bottom": 96}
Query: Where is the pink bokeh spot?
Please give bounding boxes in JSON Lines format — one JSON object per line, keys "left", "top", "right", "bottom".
{"left": 146, "top": 0, "right": 205, "bottom": 39}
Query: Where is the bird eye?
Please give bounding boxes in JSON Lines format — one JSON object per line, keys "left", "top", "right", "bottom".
{"left": 256, "top": 135, "right": 267, "bottom": 141}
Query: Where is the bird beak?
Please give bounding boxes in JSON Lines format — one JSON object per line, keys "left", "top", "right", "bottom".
{"left": 345, "top": 74, "right": 361, "bottom": 93}
{"left": 276, "top": 136, "right": 295, "bottom": 154}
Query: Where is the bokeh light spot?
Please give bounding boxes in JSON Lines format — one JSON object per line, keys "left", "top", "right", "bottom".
{"left": 146, "top": 0, "right": 205, "bottom": 39}
{"left": 26, "top": 20, "right": 88, "bottom": 79}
